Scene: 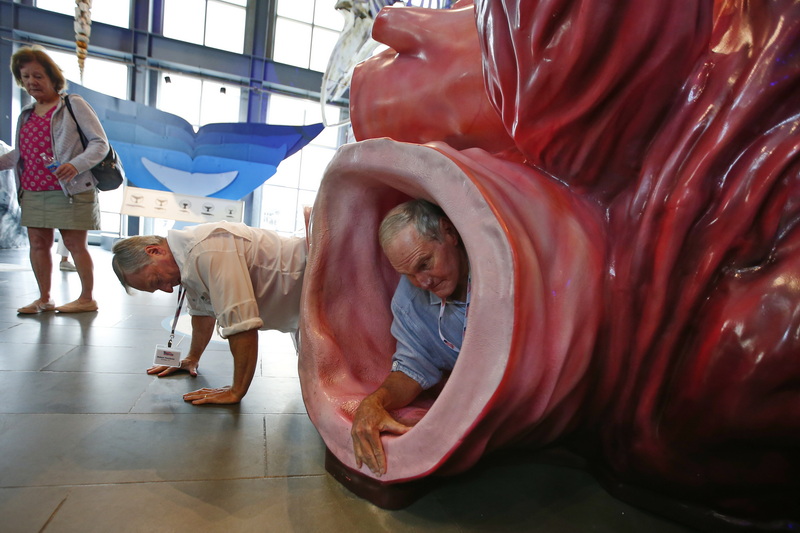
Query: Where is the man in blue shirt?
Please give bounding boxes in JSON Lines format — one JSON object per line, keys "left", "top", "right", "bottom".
{"left": 352, "top": 199, "right": 470, "bottom": 476}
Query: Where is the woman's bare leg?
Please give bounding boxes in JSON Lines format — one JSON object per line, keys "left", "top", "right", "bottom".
{"left": 27, "top": 227, "right": 55, "bottom": 302}
{"left": 60, "top": 229, "right": 94, "bottom": 303}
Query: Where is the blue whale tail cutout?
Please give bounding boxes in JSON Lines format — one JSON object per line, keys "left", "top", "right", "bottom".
{"left": 67, "top": 82, "right": 324, "bottom": 200}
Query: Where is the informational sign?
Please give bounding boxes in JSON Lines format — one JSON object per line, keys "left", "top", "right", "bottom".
{"left": 121, "top": 185, "right": 244, "bottom": 223}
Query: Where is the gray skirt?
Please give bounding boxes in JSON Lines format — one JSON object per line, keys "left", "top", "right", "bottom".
{"left": 20, "top": 189, "right": 101, "bottom": 230}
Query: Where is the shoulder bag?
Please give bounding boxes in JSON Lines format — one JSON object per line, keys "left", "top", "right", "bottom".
{"left": 63, "top": 95, "right": 125, "bottom": 191}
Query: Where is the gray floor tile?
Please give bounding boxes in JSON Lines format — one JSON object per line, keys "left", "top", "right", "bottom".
{"left": 0, "top": 486, "right": 70, "bottom": 533}
{"left": 0, "top": 413, "right": 267, "bottom": 487}
{"left": 0, "top": 246, "right": 703, "bottom": 533}
{"left": 0, "top": 342, "right": 74, "bottom": 370}
{"left": 30, "top": 477, "right": 462, "bottom": 533}
{"left": 235, "top": 377, "right": 307, "bottom": 415}
{"left": 265, "top": 414, "right": 326, "bottom": 477}
{"left": 41, "top": 344, "right": 219, "bottom": 375}
{"left": 0, "top": 371, "right": 151, "bottom": 413}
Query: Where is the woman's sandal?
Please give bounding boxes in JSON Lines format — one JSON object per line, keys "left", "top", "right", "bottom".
{"left": 55, "top": 299, "right": 98, "bottom": 313}
{"left": 17, "top": 299, "right": 56, "bottom": 314}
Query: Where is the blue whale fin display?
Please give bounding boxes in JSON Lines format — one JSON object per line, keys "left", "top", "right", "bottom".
{"left": 67, "top": 82, "right": 324, "bottom": 199}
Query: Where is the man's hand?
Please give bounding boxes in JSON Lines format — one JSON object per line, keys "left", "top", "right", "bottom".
{"left": 147, "top": 316, "right": 212, "bottom": 379}
{"left": 180, "top": 329, "right": 258, "bottom": 406}
{"left": 146, "top": 358, "right": 199, "bottom": 377}
{"left": 183, "top": 386, "right": 242, "bottom": 405}
{"left": 351, "top": 395, "right": 412, "bottom": 476}
{"left": 351, "top": 371, "right": 422, "bottom": 476}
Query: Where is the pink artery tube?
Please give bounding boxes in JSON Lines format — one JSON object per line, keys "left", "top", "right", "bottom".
{"left": 300, "top": 138, "right": 606, "bottom": 482}
{"left": 300, "top": 0, "right": 800, "bottom": 523}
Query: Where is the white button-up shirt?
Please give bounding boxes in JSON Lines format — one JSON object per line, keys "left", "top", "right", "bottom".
{"left": 167, "top": 221, "right": 306, "bottom": 338}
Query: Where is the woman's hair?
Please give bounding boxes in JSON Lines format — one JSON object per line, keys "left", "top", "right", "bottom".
{"left": 10, "top": 45, "right": 67, "bottom": 93}
{"left": 111, "top": 236, "right": 167, "bottom": 293}
{"left": 379, "top": 199, "right": 448, "bottom": 249}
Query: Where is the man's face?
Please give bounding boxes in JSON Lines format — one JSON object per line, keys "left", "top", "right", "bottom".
{"left": 125, "top": 246, "right": 181, "bottom": 293}
{"left": 383, "top": 219, "right": 468, "bottom": 301}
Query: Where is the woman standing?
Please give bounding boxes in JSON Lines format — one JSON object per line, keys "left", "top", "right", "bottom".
{"left": 0, "top": 46, "right": 107, "bottom": 313}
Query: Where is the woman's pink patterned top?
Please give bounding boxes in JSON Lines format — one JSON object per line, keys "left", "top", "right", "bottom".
{"left": 19, "top": 106, "right": 59, "bottom": 192}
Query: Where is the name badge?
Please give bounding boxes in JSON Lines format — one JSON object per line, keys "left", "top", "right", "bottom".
{"left": 154, "top": 344, "right": 182, "bottom": 367}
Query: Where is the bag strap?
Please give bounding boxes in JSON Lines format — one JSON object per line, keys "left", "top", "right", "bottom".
{"left": 63, "top": 95, "right": 89, "bottom": 149}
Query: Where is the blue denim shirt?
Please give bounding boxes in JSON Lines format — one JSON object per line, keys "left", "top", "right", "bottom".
{"left": 390, "top": 276, "right": 468, "bottom": 389}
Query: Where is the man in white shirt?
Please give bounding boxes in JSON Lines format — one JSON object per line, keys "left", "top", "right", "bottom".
{"left": 112, "top": 221, "right": 306, "bottom": 405}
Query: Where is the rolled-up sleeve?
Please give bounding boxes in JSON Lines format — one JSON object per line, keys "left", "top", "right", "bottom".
{"left": 194, "top": 247, "right": 263, "bottom": 338}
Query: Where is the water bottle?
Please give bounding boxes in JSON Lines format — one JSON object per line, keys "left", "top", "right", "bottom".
{"left": 41, "top": 152, "right": 88, "bottom": 196}
{"left": 41, "top": 152, "right": 59, "bottom": 172}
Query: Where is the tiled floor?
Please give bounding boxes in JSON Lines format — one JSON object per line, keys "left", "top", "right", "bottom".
{"left": 0, "top": 245, "right": 699, "bottom": 532}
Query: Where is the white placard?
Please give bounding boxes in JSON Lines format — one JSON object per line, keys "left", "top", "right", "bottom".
{"left": 121, "top": 185, "right": 244, "bottom": 223}
{"left": 153, "top": 344, "right": 182, "bottom": 367}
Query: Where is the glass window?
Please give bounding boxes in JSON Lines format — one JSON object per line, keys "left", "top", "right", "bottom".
{"left": 36, "top": 0, "right": 131, "bottom": 28}
{"left": 163, "top": 0, "right": 245, "bottom": 54}
{"left": 267, "top": 93, "right": 342, "bottom": 128}
{"left": 259, "top": 185, "right": 300, "bottom": 234}
{"left": 158, "top": 74, "right": 202, "bottom": 128}
{"left": 266, "top": 93, "right": 310, "bottom": 125}
{"left": 276, "top": 0, "right": 315, "bottom": 24}
{"left": 204, "top": 1, "right": 247, "bottom": 54}
{"left": 314, "top": 4, "right": 344, "bottom": 31}
{"left": 35, "top": 0, "right": 69, "bottom": 15}
{"left": 273, "top": 18, "right": 312, "bottom": 68}
{"left": 314, "top": 119, "right": 343, "bottom": 146}
{"left": 158, "top": 73, "right": 242, "bottom": 130}
{"left": 310, "top": 26, "right": 340, "bottom": 73}
{"left": 298, "top": 145, "right": 335, "bottom": 191}
{"left": 260, "top": 94, "right": 343, "bottom": 235}
{"left": 200, "top": 83, "right": 242, "bottom": 125}
{"left": 274, "top": 0, "right": 343, "bottom": 73}
{"left": 89, "top": 0, "right": 131, "bottom": 28}
{"left": 266, "top": 151, "right": 301, "bottom": 189}
{"left": 46, "top": 49, "right": 129, "bottom": 100}
{"left": 99, "top": 198, "right": 123, "bottom": 234}
{"left": 163, "top": 0, "right": 206, "bottom": 46}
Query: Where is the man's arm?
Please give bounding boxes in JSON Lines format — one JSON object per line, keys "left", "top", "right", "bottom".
{"left": 182, "top": 327, "right": 259, "bottom": 405}
{"left": 351, "top": 371, "right": 423, "bottom": 476}
{"left": 147, "top": 314, "right": 214, "bottom": 377}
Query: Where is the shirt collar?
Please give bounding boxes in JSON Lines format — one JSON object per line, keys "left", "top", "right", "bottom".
{"left": 427, "top": 291, "right": 444, "bottom": 306}
{"left": 426, "top": 289, "right": 468, "bottom": 306}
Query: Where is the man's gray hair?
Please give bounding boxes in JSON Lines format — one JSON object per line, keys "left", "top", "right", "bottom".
{"left": 379, "top": 199, "right": 448, "bottom": 249}
{"left": 111, "top": 235, "right": 166, "bottom": 293}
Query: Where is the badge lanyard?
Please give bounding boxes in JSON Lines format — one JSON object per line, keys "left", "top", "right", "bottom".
{"left": 167, "top": 286, "right": 186, "bottom": 348}
{"left": 438, "top": 274, "right": 471, "bottom": 353}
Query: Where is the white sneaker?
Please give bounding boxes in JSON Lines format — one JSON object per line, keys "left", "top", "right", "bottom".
{"left": 60, "top": 260, "right": 77, "bottom": 272}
